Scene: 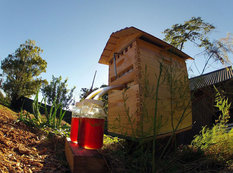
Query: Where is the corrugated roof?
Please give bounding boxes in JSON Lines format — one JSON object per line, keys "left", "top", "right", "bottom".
{"left": 189, "top": 66, "right": 233, "bottom": 90}
{"left": 98, "top": 26, "right": 193, "bottom": 65}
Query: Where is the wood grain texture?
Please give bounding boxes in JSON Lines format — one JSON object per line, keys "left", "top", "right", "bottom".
{"left": 108, "top": 84, "right": 140, "bottom": 137}
{"left": 65, "top": 139, "right": 108, "bottom": 173}
{"left": 137, "top": 38, "right": 192, "bottom": 137}
{"left": 107, "top": 37, "right": 192, "bottom": 138}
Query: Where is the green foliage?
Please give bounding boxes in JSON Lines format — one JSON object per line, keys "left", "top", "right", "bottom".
{"left": 41, "top": 75, "right": 76, "bottom": 109}
{"left": 39, "top": 90, "right": 67, "bottom": 129}
{"left": 18, "top": 89, "right": 69, "bottom": 138}
{"left": 0, "top": 90, "right": 10, "bottom": 107}
{"left": 103, "top": 134, "right": 122, "bottom": 146}
{"left": 215, "top": 86, "right": 231, "bottom": 125}
{"left": 43, "top": 98, "right": 67, "bottom": 129}
{"left": 32, "top": 89, "right": 67, "bottom": 129}
{"left": 32, "top": 90, "right": 42, "bottom": 124}
{"left": 79, "top": 87, "right": 97, "bottom": 100}
{"left": 101, "top": 67, "right": 233, "bottom": 172}
{"left": 0, "top": 90, "right": 4, "bottom": 98}
{"left": 18, "top": 110, "right": 40, "bottom": 127}
{"left": 219, "top": 33, "right": 233, "bottom": 61}
{"left": 163, "top": 17, "right": 233, "bottom": 74}
{"left": 163, "top": 17, "right": 215, "bottom": 50}
{"left": 150, "top": 62, "right": 164, "bottom": 172}
{"left": 201, "top": 39, "right": 233, "bottom": 73}
{"left": 156, "top": 144, "right": 226, "bottom": 172}
{"left": 17, "top": 109, "right": 70, "bottom": 138}
{"left": 192, "top": 87, "right": 233, "bottom": 161}
{"left": 1, "top": 40, "right": 47, "bottom": 108}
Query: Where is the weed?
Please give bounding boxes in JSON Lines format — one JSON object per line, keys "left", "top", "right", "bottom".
{"left": 18, "top": 89, "right": 70, "bottom": 138}
{"left": 192, "top": 86, "right": 233, "bottom": 163}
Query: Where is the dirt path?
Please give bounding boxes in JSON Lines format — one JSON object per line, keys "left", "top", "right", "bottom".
{"left": 0, "top": 105, "right": 70, "bottom": 173}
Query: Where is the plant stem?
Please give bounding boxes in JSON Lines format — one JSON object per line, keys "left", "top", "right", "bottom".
{"left": 160, "top": 99, "right": 191, "bottom": 159}
{"left": 152, "top": 63, "right": 163, "bottom": 173}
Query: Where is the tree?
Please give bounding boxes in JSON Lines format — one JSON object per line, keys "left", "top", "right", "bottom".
{"left": 163, "top": 17, "right": 215, "bottom": 51}
{"left": 200, "top": 38, "right": 233, "bottom": 74}
{"left": 163, "top": 17, "right": 232, "bottom": 74}
{"left": 41, "top": 75, "right": 76, "bottom": 109}
{"left": 1, "top": 40, "right": 47, "bottom": 109}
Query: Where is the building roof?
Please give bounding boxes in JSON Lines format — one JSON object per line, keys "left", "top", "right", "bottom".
{"left": 189, "top": 66, "right": 233, "bottom": 90}
{"left": 98, "top": 26, "right": 193, "bottom": 65}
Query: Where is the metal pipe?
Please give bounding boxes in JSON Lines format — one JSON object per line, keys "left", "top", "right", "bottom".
{"left": 85, "top": 88, "right": 104, "bottom": 100}
{"left": 93, "top": 85, "right": 125, "bottom": 100}
{"left": 85, "top": 85, "right": 125, "bottom": 100}
{"left": 113, "top": 53, "right": 117, "bottom": 78}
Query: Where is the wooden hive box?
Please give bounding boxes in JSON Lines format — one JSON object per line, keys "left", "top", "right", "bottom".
{"left": 99, "top": 27, "right": 193, "bottom": 139}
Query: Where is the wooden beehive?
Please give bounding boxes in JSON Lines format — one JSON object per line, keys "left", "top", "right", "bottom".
{"left": 99, "top": 27, "right": 193, "bottom": 139}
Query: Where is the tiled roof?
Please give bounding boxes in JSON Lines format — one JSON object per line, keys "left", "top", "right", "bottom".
{"left": 189, "top": 66, "right": 233, "bottom": 90}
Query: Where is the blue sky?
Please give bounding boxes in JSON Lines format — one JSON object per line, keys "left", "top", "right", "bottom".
{"left": 0, "top": 0, "right": 232, "bottom": 101}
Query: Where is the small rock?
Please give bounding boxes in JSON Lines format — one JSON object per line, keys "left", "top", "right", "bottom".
{"left": 17, "top": 144, "right": 30, "bottom": 155}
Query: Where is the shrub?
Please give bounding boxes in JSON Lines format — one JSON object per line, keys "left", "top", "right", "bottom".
{"left": 192, "top": 86, "right": 233, "bottom": 162}
{"left": 0, "top": 92, "right": 10, "bottom": 107}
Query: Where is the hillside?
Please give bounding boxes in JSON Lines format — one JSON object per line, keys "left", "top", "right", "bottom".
{"left": 0, "top": 105, "right": 69, "bottom": 172}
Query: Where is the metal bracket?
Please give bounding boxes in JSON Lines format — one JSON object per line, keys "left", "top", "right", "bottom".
{"left": 113, "top": 53, "right": 119, "bottom": 79}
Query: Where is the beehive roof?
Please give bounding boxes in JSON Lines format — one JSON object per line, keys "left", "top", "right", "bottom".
{"left": 99, "top": 26, "right": 193, "bottom": 65}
